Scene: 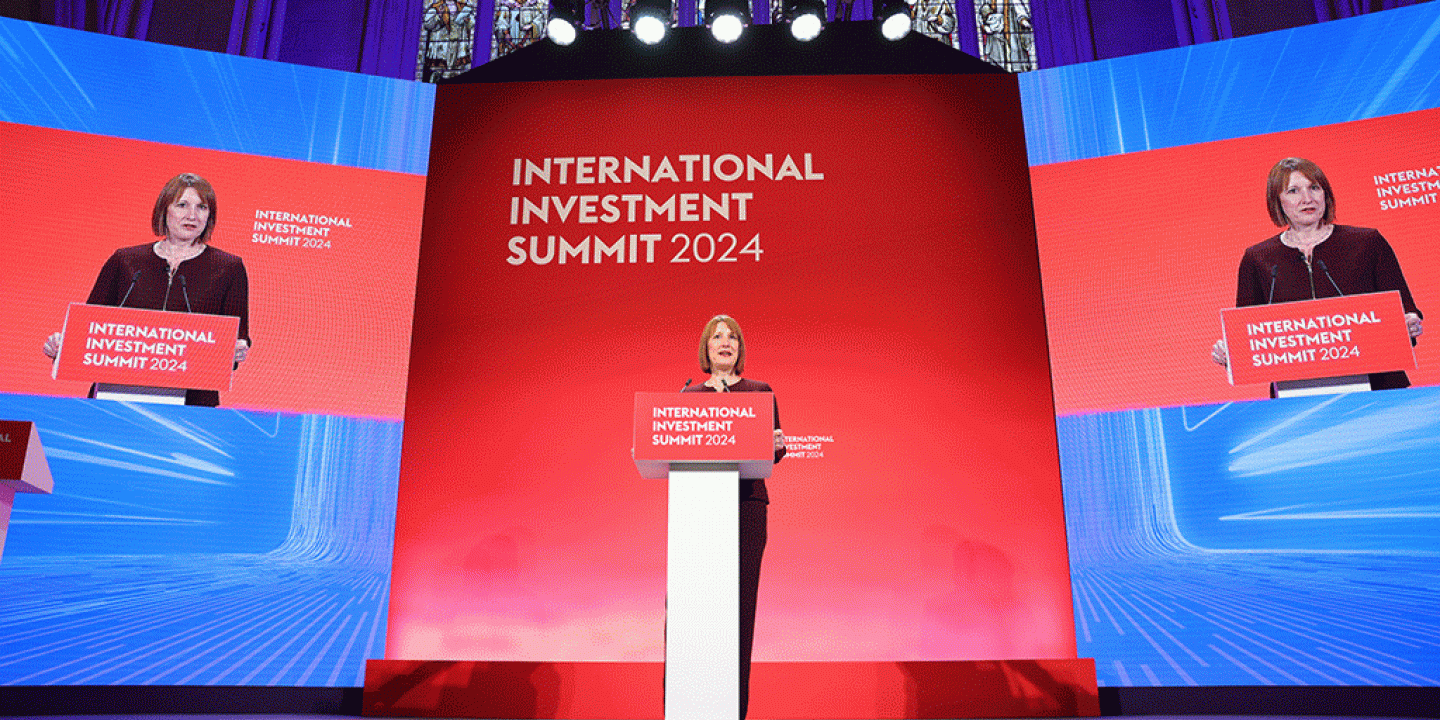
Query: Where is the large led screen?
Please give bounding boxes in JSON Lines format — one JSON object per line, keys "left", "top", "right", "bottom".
{"left": 0, "top": 19, "right": 433, "bottom": 686}
{"left": 1021, "top": 4, "right": 1440, "bottom": 687}
{"left": 389, "top": 74, "right": 1078, "bottom": 664}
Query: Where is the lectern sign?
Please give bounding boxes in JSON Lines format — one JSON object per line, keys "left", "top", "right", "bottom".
{"left": 1222, "top": 291, "right": 1416, "bottom": 386}
{"left": 53, "top": 303, "right": 240, "bottom": 392}
{"left": 633, "top": 392, "right": 774, "bottom": 479}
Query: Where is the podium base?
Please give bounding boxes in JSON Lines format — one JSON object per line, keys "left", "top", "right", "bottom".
{"left": 361, "top": 658, "right": 1102, "bottom": 718}
{"left": 1275, "top": 374, "right": 1371, "bottom": 398}
{"left": 667, "top": 463, "right": 740, "bottom": 720}
{"left": 94, "top": 384, "right": 186, "bottom": 405}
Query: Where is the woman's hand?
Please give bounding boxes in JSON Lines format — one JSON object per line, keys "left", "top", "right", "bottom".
{"left": 235, "top": 339, "right": 250, "bottom": 364}
{"left": 1211, "top": 338, "right": 1228, "bottom": 366}
{"left": 1406, "top": 312, "right": 1423, "bottom": 339}
{"left": 43, "top": 332, "right": 62, "bottom": 359}
{"left": 773, "top": 429, "right": 785, "bottom": 453}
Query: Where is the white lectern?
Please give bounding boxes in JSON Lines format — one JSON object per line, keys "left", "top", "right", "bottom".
{"left": 634, "top": 392, "right": 774, "bottom": 720}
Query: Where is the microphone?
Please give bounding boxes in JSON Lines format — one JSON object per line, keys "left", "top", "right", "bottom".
{"left": 119, "top": 270, "right": 142, "bottom": 307}
{"left": 720, "top": 378, "right": 731, "bottom": 392}
{"left": 680, "top": 378, "right": 692, "bottom": 392}
{"left": 1316, "top": 259, "right": 1344, "bottom": 296}
{"left": 1267, "top": 264, "right": 1279, "bottom": 304}
{"left": 162, "top": 266, "right": 176, "bottom": 311}
{"left": 179, "top": 275, "right": 192, "bottom": 312}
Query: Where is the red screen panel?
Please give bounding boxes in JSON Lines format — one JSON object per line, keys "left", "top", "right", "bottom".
{"left": 0, "top": 122, "right": 425, "bottom": 419}
{"left": 390, "top": 75, "right": 1075, "bottom": 663}
{"left": 1032, "top": 107, "right": 1440, "bottom": 415}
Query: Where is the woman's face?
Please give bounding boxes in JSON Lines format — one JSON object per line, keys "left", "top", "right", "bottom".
{"left": 165, "top": 187, "right": 211, "bottom": 243}
{"left": 1280, "top": 171, "right": 1326, "bottom": 228}
{"left": 707, "top": 322, "right": 740, "bottom": 373}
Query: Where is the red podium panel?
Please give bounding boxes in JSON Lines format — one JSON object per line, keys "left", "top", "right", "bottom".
{"left": 53, "top": 303, "right": 240, "bottom": 392}
{"left": 1, "top": 420, "right": 54, "bottom": 564}
{"left": 632, "top": 392, "right": 774, "bottom": 478}
{"left": 0, "top": 420, "right": 52, "bottom": 495}
{"left": 1222, "top": 291, "right": 1415, "bottom": 386}
{"left": 361, "top": 659, "right": 1099, "bottom": 719}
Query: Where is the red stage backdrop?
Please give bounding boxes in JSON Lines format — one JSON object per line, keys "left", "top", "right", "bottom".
{"left": 1031, "top": 106, "right": 1440, "bottom": 415}
{"left": 0, "top": 122, "right": 426, "bottom": 419}
{"left": 390, "top": 75, "right": 1075, "bottom": 663}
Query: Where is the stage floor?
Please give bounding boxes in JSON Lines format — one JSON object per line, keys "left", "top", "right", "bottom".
{"left": 0, "top": 716, "right": 1427, "bottom": 720}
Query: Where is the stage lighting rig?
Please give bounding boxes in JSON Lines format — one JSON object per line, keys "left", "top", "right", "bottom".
{"left": 876, "top": 0, "right": 912, "bottom": 40}
{"left": 704, "top": 0, "right": 750, "bottom": 44}
{"left": 784, "top": 0, "right": 825, "bottom": 41}
{"left": 631, "top": 0, "right": 673, "bottom": 45}
{"left": 547, "top": 0, "right": 584, "bottom": 45}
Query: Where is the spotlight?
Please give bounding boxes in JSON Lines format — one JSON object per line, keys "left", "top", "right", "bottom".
{"left": 876, "top": 0, "right": 912, "bottom": 40}
{"left": 785, "top": 0, "right": 825, "bottom": 41}
{"left": 712, "top": 14, "right": 744, "bottom": 43}
{"left": 705, "top": 0, "right": 749, "bottom": 44}
{"left": 632, "top": 0, "right": 673, "bottom": 45}
{"left": 547, "top": 0, "right": 583, "bottom": 46}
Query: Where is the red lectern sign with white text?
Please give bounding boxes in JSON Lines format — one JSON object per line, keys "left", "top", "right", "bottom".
{"left": 52, "top": 303, "right": 239, "bottom": 392}
{"left": 633, "top": 392, "right": 774, "bottom": 479}
{"left": 1222, "top": 291, "right": 1415, "bottom": 386}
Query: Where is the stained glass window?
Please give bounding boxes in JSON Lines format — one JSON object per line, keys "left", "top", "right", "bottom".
{"left": 493, "top": 0, "right": 550, "bottom": 60}
{"left": 769, "top": 0, "right": 786, "bottom": 24}
{"left": 913, "top": 0, "right": 959, "bottom": 48}
{"left": 973, "top": 0, "right": 1035, "bottom": 71}
{"left": 417, "top": 0, "right": 479, "bottom": 82}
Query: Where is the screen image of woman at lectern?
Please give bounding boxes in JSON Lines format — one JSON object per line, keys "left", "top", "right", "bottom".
{"left": 679, "top": 314, "right": 784, "bottom": 720}
{"left": 42, "top": 172, "right": 252, "bottom": 407}
{"left": 1210, "top": 158, "right": 1423, "bottom": 390}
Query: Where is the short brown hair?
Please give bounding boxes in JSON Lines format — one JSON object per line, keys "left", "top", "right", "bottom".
{"left": 152, "top": 173, "right": 218, "bottom": 243}
{"left": 1266, "top": 158, "right": 1335, "bottom": 227}
{"left": 698, "top": 314, "right": 746, "bottom": 375}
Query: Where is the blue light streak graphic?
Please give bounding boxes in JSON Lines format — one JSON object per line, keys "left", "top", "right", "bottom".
{"left": 0, "top": 395, "right": 400, "bottom": 686}
{"left": 0, "top": 17, "right": 434, "bottom": 175}
{"left": 1020, "top": 3, "right": 1440, "bottom": 166}
{"left": 1059, "top": 388, "right": 1440, "bottom": 687}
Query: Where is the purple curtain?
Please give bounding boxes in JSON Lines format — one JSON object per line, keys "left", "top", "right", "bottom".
{"left": 53, "top": 0, "right": 154, "bottom": 38}
{"left": 476, "top": 0, "right": 496, "bottom": 66}
{"left": 100, "top": 0, "right": 153, "bottom": 36}
{"left": 227, "top": 0, "right": 287, "bottom": 60}
{"left": 954, "top": 0, "right": 978, "bottom": 58}
{"left": 833, "top": 0, "right": 873, "bottom": 22}
{"left": 53, "top": 0, "right": 85, "bottom": 29}
{"left": 1032, "top": 0, "right": 1094, "bottom": 68}
{"left": 1172, "top": 0, "right": 1232, "bottom": 45}
{"left": 45, "top": 0, "right": 1436, "bottom": 80}
{"left": 1315, "top": 0, "right": 1422, "bottom": 21}
{"left": 358, "top": 0, "right": 424, "bottom": 78}
{"left": 1316, "top": 0, "right": 1368, "bottom": 16}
